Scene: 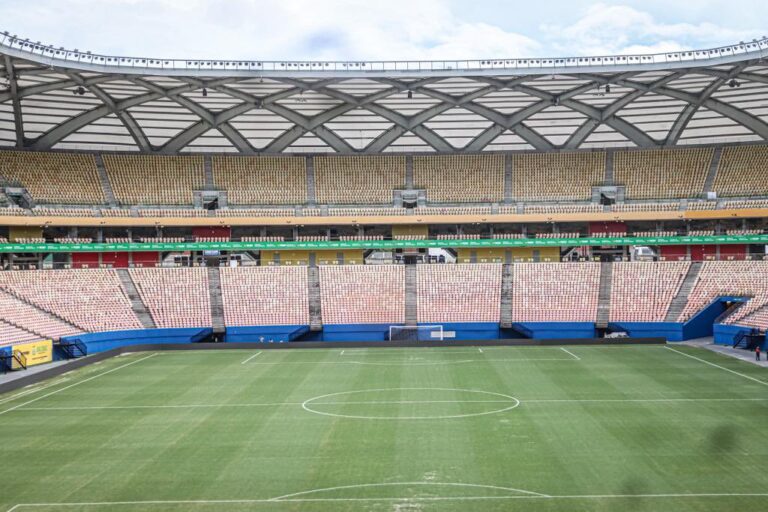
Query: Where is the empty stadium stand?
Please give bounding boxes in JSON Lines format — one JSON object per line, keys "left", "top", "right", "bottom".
{"left": 417, "top": 264, "right": 502, "bottom": 323}
{"left": 609, "top": 262, "right": 690, "bottom": 322}
{"left": 0, "top": 151, "right": 105, "bottom": 204}
{"left": 713, "top": 145, "right": 768, "bottom": 197}
{"left": 413, "top": 154, "right": 504, "bottom": 202}
{"left": 319, "top": 264, "right": 405, "bottom": 324}
{"left": 0, "top": 269, "right": 142, "bottom": 332}
{"left": 220, "top": 266, "right": 310, "bottom": 326}
{"left": 510, "top": 262, "right": 601, "bottom": 322}
{"left": 678, "top": 261, "right": 768, "bottom": 324}
{"left": 103, "top": 154, "right": 205, "bottom": 205}
{"left": 614, "top": 148, "right": 713, "bottom": 199}
{"left": 314, "top": 155, "right": 405, "bottom": 204}
{"left": 512, "top": 152, "right": 605, "bottom": 201}
{"left": 212, "top": 156, "right": 307, "bottom": 204}
{"left": 129, "top": 267, "right": 212, "bottom": 328}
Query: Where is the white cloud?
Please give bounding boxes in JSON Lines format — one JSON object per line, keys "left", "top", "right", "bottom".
{"left": 541, "top": 3, "right": 762, "bottom": 55}
{"left": 0, "top": 0, "right": 762, "bottom": 61}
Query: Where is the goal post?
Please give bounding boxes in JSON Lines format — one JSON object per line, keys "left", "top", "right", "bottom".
{"left": 388, "top": 325, "right": 444, "bottom": 342}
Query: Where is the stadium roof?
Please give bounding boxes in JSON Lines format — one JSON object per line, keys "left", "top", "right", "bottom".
{"left": 1, "top": 31, "right": 768, "bottom": 154}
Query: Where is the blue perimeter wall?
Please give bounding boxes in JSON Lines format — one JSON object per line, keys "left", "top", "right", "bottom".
{"left": 512, "top": 323, "right": 596, "bottom": 339}
{"left": 60, "top": 328, "right": 212, "bottom": 355}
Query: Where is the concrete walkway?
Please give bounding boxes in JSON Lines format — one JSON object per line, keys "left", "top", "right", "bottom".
{"left": 0, "top": 358, "right": 76, "bottom": 387}
{"left": 681, "top": 337, "right": 768, "bottom": 368}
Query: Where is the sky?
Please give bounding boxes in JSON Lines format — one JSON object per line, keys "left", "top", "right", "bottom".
{"left": 0, "top": 0, "right": 765, "bottom": 61}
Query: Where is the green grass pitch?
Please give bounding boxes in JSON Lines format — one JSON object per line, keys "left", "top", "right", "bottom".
{"left": 1, "top": 344, "right": 767, "bottom": 511}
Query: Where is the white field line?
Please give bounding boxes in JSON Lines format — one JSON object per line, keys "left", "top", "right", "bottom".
{"left": 0, "top": 379, "right": 70, "bottom": 405}
{"left": 340, "top": 350, "right": 344, "bottom": 356}
{"left": 665, "top": 346, "right": 768, "bottom": 388}
{"left": 16, "top": 396, "right": 768, "bottom": 412}
{"left": 560, "top": 347, "right": 581, "bottom": 361}
{"left": 240, "top": 351, "right": 262, "bottom": 364}
{"left": 0, "top": 353, "right": 159, "bottom": 417}
{"left": 8, "top": 492, "right": 768, "bottom": 509}
{"left": 478, "top": 348, "right": 484, "bottom": 353}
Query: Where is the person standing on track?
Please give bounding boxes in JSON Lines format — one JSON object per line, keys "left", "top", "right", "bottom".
{"left": 756, "top": 345, "right": 761, "bottom": 361}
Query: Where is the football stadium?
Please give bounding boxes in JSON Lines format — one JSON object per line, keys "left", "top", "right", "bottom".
{"left": 1, "top": 14, "right": 768, "bottom": 511}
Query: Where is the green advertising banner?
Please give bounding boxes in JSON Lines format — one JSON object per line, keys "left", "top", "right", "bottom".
{"left": 0, "top": 234, "right": 766, "bottom": 253}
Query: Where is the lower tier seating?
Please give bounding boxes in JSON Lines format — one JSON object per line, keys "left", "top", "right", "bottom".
{"left": 220, "top": 266, "right": 309, "bottom": 326}
{"left": 319, "top": 264, "right": 405, "bottom": 324}
{"left": 0, "top": 270, "right": 141, "bottom": 332}
{"left": 510, "top": 262, "right": 601, "bottom": 322}
{"left": 609, "top": 262, "right": 690, "bottom": 322}
{"left": 417, "top": 264, "right": 502, "bottom": 323}
{"left": 129, "top": 268, "right": 212, "bottom": 328}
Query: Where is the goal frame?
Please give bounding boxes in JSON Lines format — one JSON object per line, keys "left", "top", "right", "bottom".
{"left": 388, "top": 325, "right": 444, "bottom": 341}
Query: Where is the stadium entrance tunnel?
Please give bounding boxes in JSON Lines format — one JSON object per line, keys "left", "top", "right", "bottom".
{"left": 610, "top": 296, "right": 750, "bottom": 342}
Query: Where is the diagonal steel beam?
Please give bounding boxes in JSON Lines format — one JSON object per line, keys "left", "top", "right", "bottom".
{"left": 3, "top": 55, "right": 24, "bottom": 147}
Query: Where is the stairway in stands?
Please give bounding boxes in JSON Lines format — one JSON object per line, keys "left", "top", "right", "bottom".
{"left": 499, "top": 263, "right": 514, "bottom": 328}
{"left": 703, "top": 146, "right": 723, "bottom": 194}
{"left": 116, "top": 269, "right": 156, "bottom": 329}
{"left": 307, "top": 266, "right": 323, "bottom": 331}
{"left": 94, "top": 154, "right": 117, "bottom": 206}
{"left": 665, "top": 261, "right": 703, "bottom": 322}
{"left": 206, "top": 268, "right": 225, "bottom": 333}
{"left": 404, "top": 265, "right": 418, "bottom": 326}
{"left": 596, "top": 262, "right": 613, "bottom": 328}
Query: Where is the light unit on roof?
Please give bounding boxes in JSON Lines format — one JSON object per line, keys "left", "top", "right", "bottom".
{"left": 202, "top": 88, "right": 208, "bottom": 97}
{"left": 407, "top": 90, "right": 413, "bottom": 99}
{"left": 728, "top": 79, "right": 741, "bottom": 88}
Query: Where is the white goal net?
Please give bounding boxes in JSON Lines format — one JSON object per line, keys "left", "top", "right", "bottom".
{"left": 388, "top": 325, "right": 444, "bottom": 341}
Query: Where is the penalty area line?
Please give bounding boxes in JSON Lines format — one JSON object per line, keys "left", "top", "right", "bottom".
{"left": 240, "top": 351, "right": 262, "bottom": 364}
{"left": 0, "top": 353, "right": 159, "bottom": 417}
{"left": 560, "top": 347, "right": 581, "bottom": 361}
{"left": 665, "top": 346, "right": 768, "bottom": 388}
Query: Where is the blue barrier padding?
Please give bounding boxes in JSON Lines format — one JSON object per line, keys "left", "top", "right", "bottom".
{"left": 609, "top": 322, "right": 684, "bottom": 341}
{"left": 417, "top": 322, "right": 501, "bottom": 340}
{"left": 512, "top": 322, "right": 596, "bottom": 339}
{"left": 225, "top": 325, "right": 309, "bottom": 343}
{"left": 320, "top": 324, "right": 402, "bottom": 342}
{"left": 60, "top": 328, "right": 212, "bottom": 354}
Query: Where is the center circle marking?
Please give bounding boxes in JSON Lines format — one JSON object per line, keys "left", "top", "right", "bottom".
{"left": 301, "top": 387, "right": 520, "bottom": 420}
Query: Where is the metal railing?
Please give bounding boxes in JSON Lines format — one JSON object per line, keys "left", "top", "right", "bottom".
{"left": 1, "top": 30, "right": 767, "bottom": 75}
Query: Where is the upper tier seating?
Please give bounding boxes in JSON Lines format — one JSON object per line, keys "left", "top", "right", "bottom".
{"left": 524, "top": 204, "right": 603, "bottom": 214}
{"left": 615, "top": 148, "right": 712, "bottom": 199}
{"left": 319, "top": 264, "right": 405, "bottom": 324}
{"left": 731, "top": 304, "right": 768, "bottom": 330}
{"left": 216, "top": 208, "right": 296, "bottom": 217}
{"left": 713, "top": 145, "right": 768, "bottom": 197}
{"left": 612, "top": 203, "right": 680, "bottom": 212}
{"left": 510, "top": 262, "right": 600, "bottom": 322}
{"left": 220, "top": 266, "right": 309, "bottom": 326}
{"left": 609, "top": 262, "right": 690, "bottom": 322}
{"left": 0, "top": 270, "right": 141, "bottom": 332}
{"left": 414, "top": 154, "right": 504, "bottom": 202}
{"left": 0, "top": 289, "right": 83, "bottom": 340}
{"left": 678, "top": 261, "right": 768, "bottom": 324}
{"left": 0, "top": 151, "right": 104, "bottom": 204}
{"left": 512, "top": 152, "right": 605, "bottom": 201}
{"left": 417, "top": 264, "right": 502, "bottom": 323}
{"left": 137, "top": 208, "right": 209, "bottom": 217}
{"left": 315, "top": 156, "right": 405, "bottom": 204}
{"left": 103, "top": 155, "right": 204, "bottom": 205}
{"left": 212, "top": 156, "right": 306, "bottom": 205}
{"left": 129, "top": 268, "right": 211, "bottom": 328}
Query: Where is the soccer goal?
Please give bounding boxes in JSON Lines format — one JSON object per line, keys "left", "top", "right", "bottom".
{"left": 388, "top": 325, "right": 444, "bottom": 341}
